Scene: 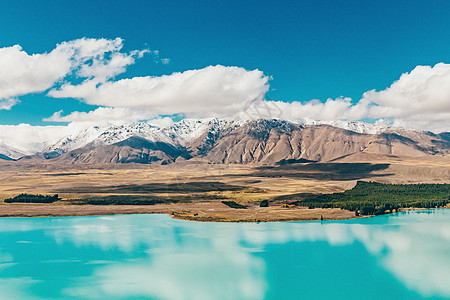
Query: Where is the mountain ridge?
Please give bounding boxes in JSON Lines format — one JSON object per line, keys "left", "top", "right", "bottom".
{"left": 1, "top": 119, "right": 448, "bottom": 164}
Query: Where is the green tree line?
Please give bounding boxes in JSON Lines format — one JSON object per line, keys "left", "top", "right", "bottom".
{"left": 296, "top": 181, "right": 450, "bottom": 216}
{"left": 4, "top": 193, "right": 59, "bottom": 203}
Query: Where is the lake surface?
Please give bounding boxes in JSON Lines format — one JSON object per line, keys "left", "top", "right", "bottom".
{"left": 0, "top": 210, "right": 449, "bottom": 299}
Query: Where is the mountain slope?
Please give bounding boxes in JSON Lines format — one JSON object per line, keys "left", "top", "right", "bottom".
{"left": 56, "top": 136, "right": 191, "bottom": 164}
{"left": 197, "top": 120, "right": 449, "bottom": 164}
{"left": 0, "top": 143, "right": 26, "bottom": 160}
{"left": 0, "top": 154, "right": 14, "bottom": 161}
{"left": 3, "top": 119, "right": 449, "bottom": 165}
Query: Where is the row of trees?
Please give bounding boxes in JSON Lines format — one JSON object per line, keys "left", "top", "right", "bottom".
{"left": 4, "top": 194, "right": 59, "bottom": 203}
{"left": 297, "top": 181, "right": 450, "bottom": 216}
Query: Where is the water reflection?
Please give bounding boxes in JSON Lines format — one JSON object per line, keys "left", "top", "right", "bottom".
{"left": 0, "top": 210, "right": 449, "bottom": 299}
{"left": 51, "top": 217, "right": 267, "bottom": 300}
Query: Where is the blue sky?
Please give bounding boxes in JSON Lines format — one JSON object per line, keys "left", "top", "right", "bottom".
{"left": 1, "top": 0, "right": 450, "bottom": 131}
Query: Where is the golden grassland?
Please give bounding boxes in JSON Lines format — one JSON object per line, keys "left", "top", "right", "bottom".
{"left": 0, "top": 154, "right": 449, "bottom": 222}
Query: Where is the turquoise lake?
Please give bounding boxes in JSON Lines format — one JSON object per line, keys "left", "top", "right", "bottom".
{"left": 0, "top": 210, "right": 449, "bottom": 299}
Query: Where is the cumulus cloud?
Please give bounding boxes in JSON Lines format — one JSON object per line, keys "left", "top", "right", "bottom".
{"left": 146, "top": 117, "right": 175, "bottom": 128}
{"left": 0, "top": 37, "right": 147, "bottom": 109}
{"left": 362, "top": 63, "right": 450, "bottom": 132}
{"left": 242, "top": 97, "right": 370, "bottom": 123}
{"left": 46, "top": 58, "right": 450, "bottom": 132}
{"left": 2, "top": 37, "right": 449, "bottom": 132}
{"left": 0, "top": 123, "right": 86, "bottom": 157}
{"left": 48, "top": 65, "right": 270, "bottom": 118}
{"left": 238, "top": 63, "right": 450, "bottom": 132}
{"left": 0, "top": 98, "right": 18, "bottom": 110}
{"left": 44, "top": 107, "right": 157, "bottom": 123}
{"left": 0, "top": 44, "right": 70, "bottom": 102}
{"left": 364, "top": 63, "right": 450, "bottom": 116}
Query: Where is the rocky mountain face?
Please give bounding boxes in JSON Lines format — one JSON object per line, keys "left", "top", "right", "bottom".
{"left": 57, "top": 136, "right": 191, "bottom": 164}
{"left": 1, "top": 119, "right": 449, "bottom": 164}
{"left": 200, "top": 120, "right": 450, "bottom": 164}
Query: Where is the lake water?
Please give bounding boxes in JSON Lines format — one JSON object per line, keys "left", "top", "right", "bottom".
{"left": 0, "top": 210, "right": 449, "bottom": 299}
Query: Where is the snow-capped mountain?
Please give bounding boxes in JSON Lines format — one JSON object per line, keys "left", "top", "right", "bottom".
{"left": 0, "top": 118, "right": 448, "bottom": 163}
{"left": 303, "top": 120, "right": 392, "bottom": 134}
{"left": 0, "top": 139, "right": 51, "bottom": 160}
{"left": 46, "top": 123, "right": 172, "bottom": 155}
{"left": 302, "top": 120, "right": 431, "bottom": 136}
{"left": 45, "top": 125, "right": 105, "bottom": 155}
{"left": 0, "top": 124, "right": 78, "bottom": 159}
{"left": 0, "top": 143, "right": 24, "bottom": 160}
{"left": 160, "top": 118, "right": 243, "bottom": 146}
{"left": 44, "top": 118, "right": 242, "bottom": 156}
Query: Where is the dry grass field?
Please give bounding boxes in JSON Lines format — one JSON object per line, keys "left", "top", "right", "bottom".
{"left": 0, "top": 153, "right": 449, "bottom": 221}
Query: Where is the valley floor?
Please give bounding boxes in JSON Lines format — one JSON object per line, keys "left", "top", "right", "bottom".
{"left": 0, "top": 153, "right": 448, "bottom": 222}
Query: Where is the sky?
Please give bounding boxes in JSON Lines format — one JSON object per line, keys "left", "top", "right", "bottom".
{"left": 1, "top": 0, "right": 450, "bottom": 133}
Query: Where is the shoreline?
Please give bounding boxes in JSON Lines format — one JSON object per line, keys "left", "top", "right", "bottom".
{"left": 0, "top": 202, "right": 360, "bottom": 222}
{"left": 0, "top": 203, "right": 437, "bottom": 222}
{"left": 1, "top": 158, "right": 448, "bottom": 223}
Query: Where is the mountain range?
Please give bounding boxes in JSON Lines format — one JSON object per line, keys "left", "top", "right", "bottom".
{"left": 1, "top": 119, "right": 449, "bottom": 164}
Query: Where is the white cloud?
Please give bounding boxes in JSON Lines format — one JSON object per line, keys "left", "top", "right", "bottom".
{"left": 364, "top": 63, "right": 450, "bottom": 116}
{"left": 237, "top": 63, "right": 450, "bottom": 132}
{"left": 146, "top": 117, "right": 175, "bottom": 128}
{"left": 0, "top": 38, "right": 148, "bottom": 109}
{"left": 2, "top": 37, "right": 449, "bottom": 132}
{"left": 44, "top": 107, "right": 156, "bottom": 123}
{"left": 48, "top": 65, "right": 270, "bottom": 118}
{"left": 0, "top": 123, "right": 91, "bottom": 157}
{"left": 150, "top": 49, "right": 170, "bottom": 65}
{"left": 255, "top": 97, "right": 370, "bottom": 123}
{"left": 0, "top": 44, "right": 71, "bottom": 101}
{"left": 362, "top": 63, "right": 450, "bottom": 132}
{"left": 66, "top": 251, "right": 266, "bottom": 300}
{"left": 0, "top": 98, "right": 18, "bottom": 110}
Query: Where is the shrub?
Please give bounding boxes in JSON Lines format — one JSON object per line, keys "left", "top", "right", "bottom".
{"left": 4, "top": 193, "right": 59, "bottom": 203}
{"left": 222, "top": 201, "right": 247, "bottom": 209}
{"left": 260, "top": 200, "right": 269, "bottom": 207}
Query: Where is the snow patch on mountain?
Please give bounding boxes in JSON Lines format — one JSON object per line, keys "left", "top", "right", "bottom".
{"left": 300, "top": 120, "right": 425, "bottom": 135}
{"left": 45, "top": 125, "right": 106, "bottom": 155}
{"left": 162, "top": 118, "right": 243, "bottom": 145}
{"left": 0, "top": 123, "right": 93, "bottom": 159}
{"left": 0, "top": 143, "right": 25, "bottom": 160}
{"left": 0, "top": 118, "right": 432, "bottom": 160}
{"left": 44, "top": 118, "right": 243, "bottom": 156}
{"left": 302, "top": 120, "right": 388, "bottom": 134}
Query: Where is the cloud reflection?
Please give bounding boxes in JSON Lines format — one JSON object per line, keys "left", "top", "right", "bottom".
{"left": 65, "top": 251, "right": 266, "bottom": 300}
{"left": 2, "top": 211, "right": 450, "bottom": 299}
{"left": 51, "top": 216, "right": 267, "bottom": 299}
{"left": 238, "top": 211, "right": 450, "bottom": 298}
